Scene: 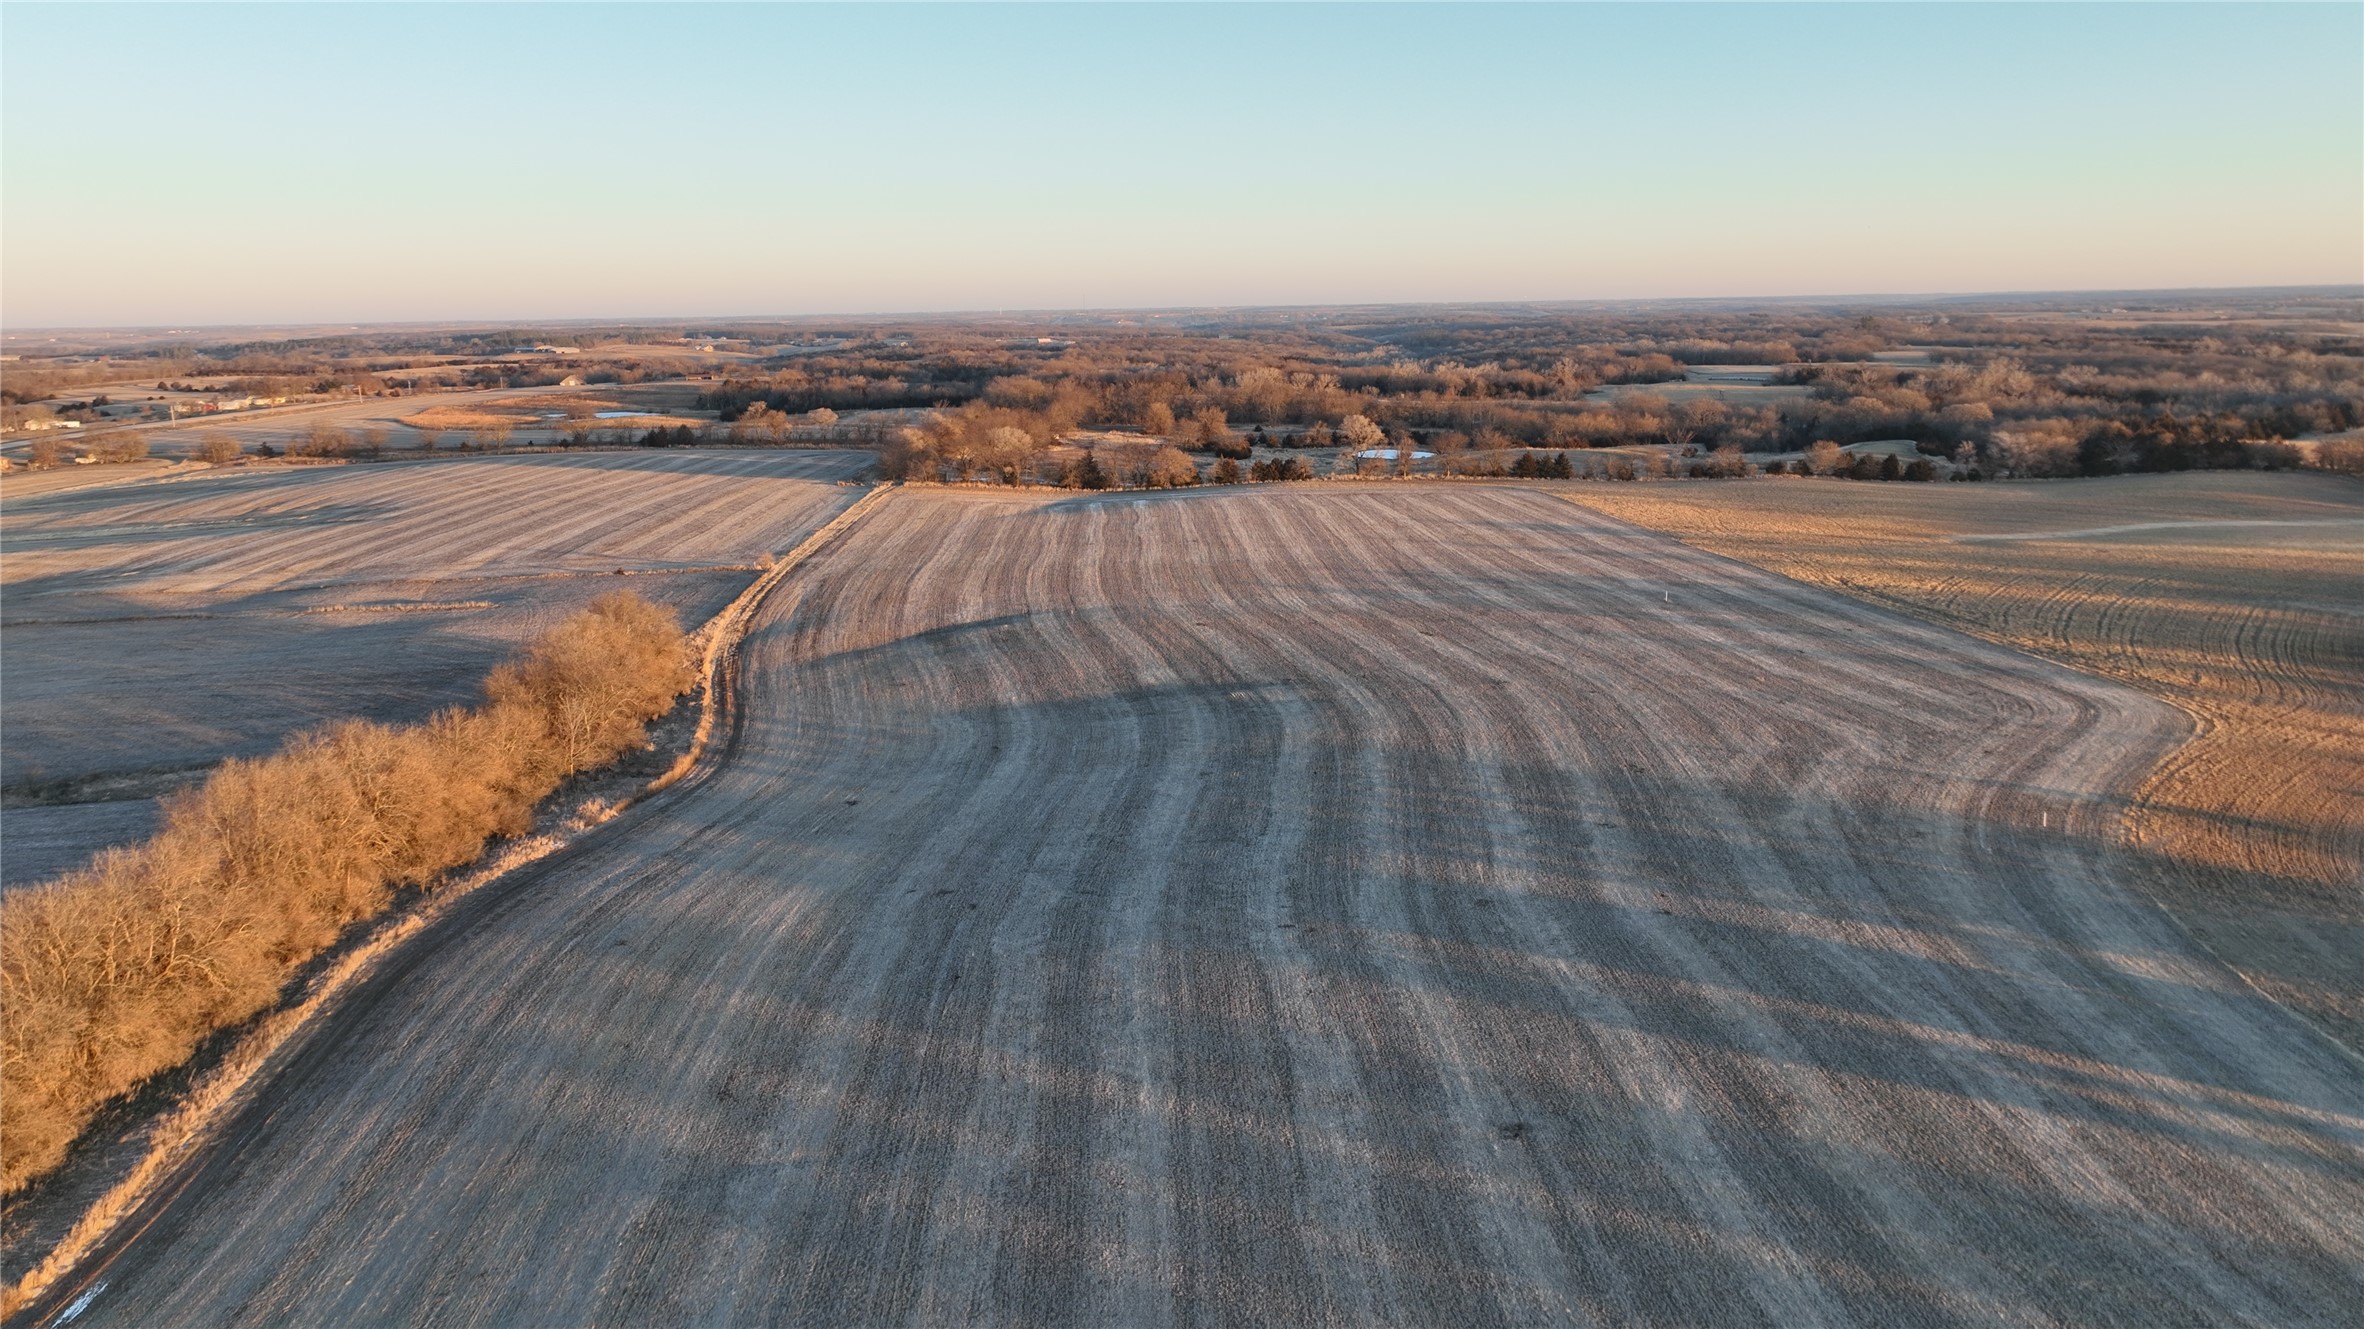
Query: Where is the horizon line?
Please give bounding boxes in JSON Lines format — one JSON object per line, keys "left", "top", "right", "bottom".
{"left": 7, "top": 283, "right": 2360, "bottom": 339}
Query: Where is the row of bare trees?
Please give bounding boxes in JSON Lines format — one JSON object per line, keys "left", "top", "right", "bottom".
{"left": 0, "top": 594, "right": 695, "bottom": 1194}
{"left": 14, "top": 297, "right": 2350, "bottom": 481}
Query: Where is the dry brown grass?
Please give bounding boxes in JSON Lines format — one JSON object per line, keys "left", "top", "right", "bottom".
{"left": 399, "top": 395, "right": 616, "bottom": 432}
{"left": 1567, "top": 472, "right": 2364, "bottom": 1046}
{"left": 401, "top": 393, "right": 706, "bottom": 435}
{"left": 396, "top": 405, "right": 516, "bottom": 432}
{"left": 0, "top": 594, "right": 695, "bottom": 1195}
{"left": 555, "top": 415, "right": 707, "bottom": 436}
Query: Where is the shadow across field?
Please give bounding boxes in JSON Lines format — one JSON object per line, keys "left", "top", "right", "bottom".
{"left": 29, "top": 484, "right": 2362, "bottom": 1329}
{"left": 0, "top": 506, "right": 407, "bottom": 587}
{"left": 0, "top": 570, "right": 752, "bottom": 789}
{"left": 423, "top": 447, "right": 874, "bottom": 481}
{"left": 1564, "top": 473, "right": 2364, "bottom": 1051}
{"left": 0, "top": 451, "right": 881, "bottom": 880}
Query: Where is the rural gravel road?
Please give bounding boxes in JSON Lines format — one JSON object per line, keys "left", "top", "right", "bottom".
{"left": 29, "top": 486, "right": 2363, "bottom": 1327}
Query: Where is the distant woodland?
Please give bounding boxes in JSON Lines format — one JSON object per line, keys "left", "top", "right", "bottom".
{"left": 6, "top": 289, "right": 2359, "bottom": 481}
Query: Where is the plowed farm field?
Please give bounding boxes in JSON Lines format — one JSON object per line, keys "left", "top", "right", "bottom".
{"left": 1569, "top": 471, "right": 2364, "bottom": 1049}
{"left": 0, "top": 450, "right": 872, "bottom": 886}
{"left": 31, "top": 485, "right": 2361, "bottom": 1328}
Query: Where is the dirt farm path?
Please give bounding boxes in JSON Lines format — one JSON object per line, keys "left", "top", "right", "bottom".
{"left": 28, "top": 486, "right": 2363, "bottom": 1327}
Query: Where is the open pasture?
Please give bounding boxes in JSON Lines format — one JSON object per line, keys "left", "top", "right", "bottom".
{"left": 39, "top": 484, "right": 2362, "bottom": 1327}
{"left": 1583, "top": 380, "right": 1807, "bottom": 406}
{"left": 0, "top": 450, "right": 871, "bottom": 885}
{"left": 400, "top": 389, "right": 706, "bottom": 436}
{"left": 1568, "top": 472, "right": 2364, "bottom": 1048}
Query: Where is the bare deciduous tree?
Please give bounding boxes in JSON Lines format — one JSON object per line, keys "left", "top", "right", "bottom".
{"left": 1665, "top": 399, "right": 1727, "bottom": 452}
{"left": 1432, "top": 430, "right": 1469, "bottom": 474}
{"left": 1143, "top": 446, "right": 1198, "bottom": 488}
{"left": 982, "top": 425, "right": 1038, "bottom": 484}
{"left": 1190, "top": 406, "right": 1228, "bottom": 449}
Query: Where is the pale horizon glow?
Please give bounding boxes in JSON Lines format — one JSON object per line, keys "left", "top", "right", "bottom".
{"left": 4, "top": 2, "right": 2359, "bottom": 329}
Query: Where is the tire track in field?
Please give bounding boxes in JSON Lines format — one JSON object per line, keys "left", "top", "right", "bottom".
{"left": 33, "top": 484, "right": 2364, "bottom": 1329}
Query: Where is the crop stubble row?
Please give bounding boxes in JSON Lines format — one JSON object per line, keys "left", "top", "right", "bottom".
{"left": 0, "top": 452, "right": 874, "bottom": 878}
{"left": 46, "top": 484, "right": 2363, "bottom": 1328}
{"left": 1567, "top": 473, "right": 2364, "bottom": 1048}
{"left": 1, "top": 449, "right": 875, "bottom": 599}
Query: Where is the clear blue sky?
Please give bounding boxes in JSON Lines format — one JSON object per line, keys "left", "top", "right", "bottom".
{"left": 4, "top": 3, "right": 2358, "bottom": 327}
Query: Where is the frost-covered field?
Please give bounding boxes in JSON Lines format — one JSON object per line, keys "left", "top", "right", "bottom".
{"left": 1, "top": 450, "right": 872, "bottom": 886}
{"left": 1570, "top": 471, "right": 2364, "bottom": 1049}
{"left": 45, "top": 484, "right": 2360, "bottom": 1327}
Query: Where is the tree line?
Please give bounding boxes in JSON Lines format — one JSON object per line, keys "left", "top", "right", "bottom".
{"left": 1, "top": 594, "right": 695, "bottom": 1195}
{"left": 17, "top": 293, "right": 2355, "bottom": 482}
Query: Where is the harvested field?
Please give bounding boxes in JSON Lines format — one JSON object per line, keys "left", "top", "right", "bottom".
{"left": 1568, "top": 472, "right": 2364, "bottom": 1049}
{"left": 2, "top": 449, "right": 872, "bottom": 597}
{"left": 0, "top": 450, "right": 872, "bottom": 879}
{"left": 0, "top": 460, "right": 187, "bottom": 498}
{"left": 0, "top": 801, "right": 160, "bottom": 892}
{"left": 28, "top": 485, "right": 2361, "bottom": 1327}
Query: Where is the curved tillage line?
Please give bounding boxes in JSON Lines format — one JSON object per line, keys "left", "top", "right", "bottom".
{"left": 1463, "top": 498, "right": 2323, "bottom": 1308}
{"left": 1562, "top": 478, "right": 2364, "bottom": 1058}
{"left": 27, "top": 485, "right": 2363, "bottom": 1329}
